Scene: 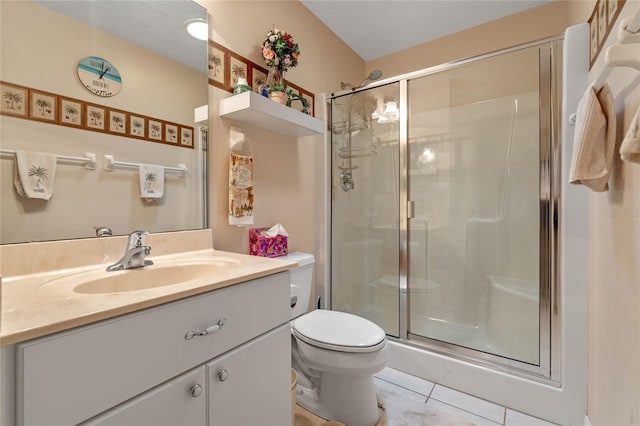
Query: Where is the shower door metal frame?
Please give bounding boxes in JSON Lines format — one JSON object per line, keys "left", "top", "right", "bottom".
{"left": 329, "top": 36, "right": 563, "bottom": 384}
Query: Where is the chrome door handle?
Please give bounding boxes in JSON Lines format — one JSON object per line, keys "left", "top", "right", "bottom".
{"left": 190, "top": 384, "right": 203, "bottom": 398}
{"left": 218, "top": 369, "right": 229, "bottom": 382}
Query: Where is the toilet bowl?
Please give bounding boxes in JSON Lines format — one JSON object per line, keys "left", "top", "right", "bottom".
{"left": 281, "top": 252, "right": 389, "bottom": 426}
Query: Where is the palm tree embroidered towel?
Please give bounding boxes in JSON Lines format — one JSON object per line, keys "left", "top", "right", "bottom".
{"left": 228, "top": 153, "right": 254, "bottom": 226}
{"left": 620, "top": 105, "right": 640, "bottom": 164}
{"left": 569, "top": 83, "right": 616, "bottom": 192}
{"left": 139, "top": 164, "right": 165, "bottom": 202}
{"left": 13, "top": 150, "right": 57, "bottom": 200}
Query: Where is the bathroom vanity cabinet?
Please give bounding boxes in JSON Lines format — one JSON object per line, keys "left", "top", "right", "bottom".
{"left": 4, "top": 272, "right": 291, "bottom": 426}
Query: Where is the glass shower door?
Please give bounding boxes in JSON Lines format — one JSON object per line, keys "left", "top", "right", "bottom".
{"left": 407, "top": 45, "right": 543, "bottom": 365}
{"left": 331, "top": 83, "right": 401, "bottom": 337}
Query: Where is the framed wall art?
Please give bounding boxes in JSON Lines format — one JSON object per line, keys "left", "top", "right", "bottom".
{"left": 59, "top": 97, "right": 83, "bottom": 127}
{"left": 229, "top": 52, "right": 250, "bottom": 89}
{"left": 29, "top": 89, "right": 57, "bottom": 122}
{"left": 165, "top": 122, "right": 178, "bottom": 144}
{"left": 108, "top": 108, "right": 127, "bottom": 135}
{"left": 208, "top": 41, "right": 228, "bottom": 90}
{"left": 129, "top": 114, "right": 146, "bottom": 139}
{"left": 85, "top": 103, "right": 106, "bottom": 131}
{"left": 180, "top": 126, "right": 194, "bottom": 148}
{"left": 148, "top": 119, "right": 163, "bottom": 141}
{"left": 0, "top": 81, "right": 28, "bottom": 118}
{"left": 251, "top": 65, "right": 268, "bottom": 93}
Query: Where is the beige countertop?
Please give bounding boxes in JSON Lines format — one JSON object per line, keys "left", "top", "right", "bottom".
{"left": 1, "top": 249, "right": 297, "bottom": 346}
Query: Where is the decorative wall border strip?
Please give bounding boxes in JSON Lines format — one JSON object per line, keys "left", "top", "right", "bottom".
{"left": 588, "top": 0, "right": 626, "bottom": 69}
{"left": 0, "top": 81, "right": 194, "bottom": 149}
{"left": 207, "top": 40, "right": 316, "bottom": 117}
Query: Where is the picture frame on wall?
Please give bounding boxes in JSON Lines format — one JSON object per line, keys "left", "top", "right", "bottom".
{"left": 129, "top": 114, "right": 146, "bottom": 139}
{"left": 180, "top": 126, "right": 194, "bottom": 148}
{"left": 108, "top": 109, "right": 127, "bottom": 135}
{"left": 588, "top": 7, "right": 599, "bottom": 64}
{"left": 208, "top": 41, "right": 228, "bottom": 90}
{"left": 148, "top": 119, "right": 163, "bottom": 141}
{"left": 0, "top": 81, "right": 28, "bottom": 118}
{"left": 597, "top": 0, "right": 607, "bottom": 43}
{"left": 85, "top": 103, "right": 106, "bottom": 131}
{"left": 165, "top": 122, "right": 178, "bottom": 144}
{"left": 59, "top": 97, "right": 83, "bottom": 127}
{"left": 29, "top": 89, "right": 57, "bottom": 122}
{"left": 251, "top": 65, "right": 268, "bottom": 93}
{"left": 607, "top": 0, "right": 618, "bottom": 23}
{"left": 229, "top": 53, "right": 250, "bottom": 90}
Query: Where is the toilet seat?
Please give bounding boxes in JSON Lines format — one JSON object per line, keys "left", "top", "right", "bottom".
{"left": 292, "top": 310, "right": 386, "bottom": 353}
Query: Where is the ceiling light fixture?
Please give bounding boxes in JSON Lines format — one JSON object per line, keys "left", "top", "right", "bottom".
{"left": 373, "top": 100, "right": 399, "bottom": 123}
{"left": 184, "top": 18, "right": 208, "bottom": 41}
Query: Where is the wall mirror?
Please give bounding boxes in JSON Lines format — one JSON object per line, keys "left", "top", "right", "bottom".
{"left": 0, "top": 0, "right": 208, "bottom": 244}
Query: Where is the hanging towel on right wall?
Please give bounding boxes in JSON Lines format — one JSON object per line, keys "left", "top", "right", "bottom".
{"left": 228, "top": 153, "right": 254, "bottom": 226}
{"left": 620, "top": 104, "right": 640, "bottom": 164}
{"left": 569, "top": 83, "right": 616, "bottom": 192}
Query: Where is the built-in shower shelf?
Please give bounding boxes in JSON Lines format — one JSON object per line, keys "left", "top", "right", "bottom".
{"left": 219, "top": 91, "right": 323, "bottom": 137}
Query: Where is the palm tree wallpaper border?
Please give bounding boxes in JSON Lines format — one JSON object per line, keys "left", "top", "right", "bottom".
{"left": 0, "top": 81, "right": 194, "bottom": 150}
{"left": 207, "top": 39, "right": 315, "bottom": 117}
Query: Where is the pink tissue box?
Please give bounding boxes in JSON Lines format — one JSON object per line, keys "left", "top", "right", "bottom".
{"left": 249, "top": 227, "right": 288, "bottom": 258}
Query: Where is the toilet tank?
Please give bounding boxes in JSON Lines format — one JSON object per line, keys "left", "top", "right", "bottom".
{"left": 278, "top": 252, "right": 315, "bottom": 319}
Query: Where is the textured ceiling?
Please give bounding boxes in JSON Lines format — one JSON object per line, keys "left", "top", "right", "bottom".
{"left": 33, "top": 0, "right": 208, "bottom": 72}
{"left": 300, "top": 0, "right": 553, "bottom": 61}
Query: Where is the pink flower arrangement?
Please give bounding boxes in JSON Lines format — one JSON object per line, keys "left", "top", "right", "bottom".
{"left": 261, "top": 27, "right": 300, "bottom": 72}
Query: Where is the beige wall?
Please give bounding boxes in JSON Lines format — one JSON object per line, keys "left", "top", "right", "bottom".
{"left": 586, "top": 2, "right": 640, "bottom": 424}
{"left": 367, "top": 0, "right": 590, "bottom": 78}
{"left": 0, "top": 2, "right": 207, "bottom": 243}
{"left": 196, "top": 0, "right": 364, "bottom": 261}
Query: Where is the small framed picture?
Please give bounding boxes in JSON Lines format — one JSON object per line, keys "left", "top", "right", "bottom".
{"left": 129, "top": 114, "right": 146, "bottom": 139}
{"left": 607, "top": 0, "right": 618, "bottom": 24}
{"left": 180, "top": 126, "right": 194, "bottom": 148}
{"left": 108, "top": 108, "right": 127, "bottom": 135}
{"left": 29, "top": 89, "right": 57, "bottom": 122}
{"left": 85, "top": 103, "right": 106, "bottom": 131}
{"left": 229, "top": 53, "right": 249, "bottom": 90}
{"left": 208, "top": 41, "right": 228, "bottom": 90}
{"left": 0, "top": 81, "right": 28, "bottom": 117}
{"left": 589, "top": 7, "right": 599, "bottom": 65}
{"left": 59, "top": 97, "right": 83, "bottom": 127}
{"left": 251, "top": 65, "right": 268, "bottom": 94}
{"left": 301, "top": 91, "right": 314, "bottom": 116}
{"left": 148, "top": 119, "right": 163, "bottom": 141}
{"left": 165, "top": 122, "right": 178, "bottom": 144}
{"left": 598, "top": 0, "right": 607, "bottom": 43}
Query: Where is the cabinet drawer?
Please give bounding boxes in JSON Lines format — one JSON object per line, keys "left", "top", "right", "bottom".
{"left": 17, "top": 272, "right": 289, "bottom": 426}
{"left": 83, "top": 366, "right": 206, "bottom": 426}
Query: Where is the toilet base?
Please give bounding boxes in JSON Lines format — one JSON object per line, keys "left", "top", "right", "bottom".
{"left": 295, "top": 371, "right": 381, "bottom": 426}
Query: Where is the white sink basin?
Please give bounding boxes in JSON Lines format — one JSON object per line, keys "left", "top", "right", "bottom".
{"left": 40, "top": 259, "right": 241, "bottom": 294}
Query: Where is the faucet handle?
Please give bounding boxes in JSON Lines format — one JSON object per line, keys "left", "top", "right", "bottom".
{"left": 128, "top": 230, "right": 149, "bottom": 248}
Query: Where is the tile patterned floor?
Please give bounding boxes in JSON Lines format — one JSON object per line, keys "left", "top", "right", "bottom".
{"left": 294, "top": 367, "right": 558, "bottom": 426}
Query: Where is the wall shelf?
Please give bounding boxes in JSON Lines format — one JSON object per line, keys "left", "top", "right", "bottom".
{"left": 218, "top": 91, "right": 323, "bottom": 137}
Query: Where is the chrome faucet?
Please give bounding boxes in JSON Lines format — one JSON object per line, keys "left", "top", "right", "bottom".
{"left": 106, "top": 230, "right": 153, "bottom": 271}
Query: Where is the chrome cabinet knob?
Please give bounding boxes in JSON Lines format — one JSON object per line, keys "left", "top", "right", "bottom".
{"left": 218, "top": 369, "right": 229, "bottom": 382}
{"left": 190, "top": 384, "right": 203, "bottom": 398}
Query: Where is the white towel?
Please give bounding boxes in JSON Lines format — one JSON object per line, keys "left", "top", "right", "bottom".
{"left": 139, "top": 164, "right": 165, "bottom": 202}
{"left": 13, "top": 150, "right": 57, "bottom": 200}
{"left": 228, "top": 153, "right": 254, "bottom": 226}
{"left": 620, "top": 104, "right": 640, "bottom": 164}
{"left": 569, "top": 83, "right": 616, "bottom": 192}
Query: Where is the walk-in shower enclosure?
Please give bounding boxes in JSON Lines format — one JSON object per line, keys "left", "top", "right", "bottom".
{"left": 330, "top": 40, "right": 562, "bottom": 380}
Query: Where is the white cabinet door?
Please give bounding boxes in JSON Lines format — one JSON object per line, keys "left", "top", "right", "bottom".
{"left": 207, "top": 324, "right": 291, "bottom": 426}
{"left": 83, "top": 366, "right": 206, "bottom": 426}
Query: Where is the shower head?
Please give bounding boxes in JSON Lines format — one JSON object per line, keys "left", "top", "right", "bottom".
{"left": 359, "top": 70, "right": 382, "bottom": 87}
{"left": 339, "top": 70, "right": 383, "bottom": 91}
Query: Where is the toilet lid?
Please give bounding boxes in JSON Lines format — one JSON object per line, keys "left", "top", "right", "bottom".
{"left": 292, "top": 310, "right": 387, "bottom": 353}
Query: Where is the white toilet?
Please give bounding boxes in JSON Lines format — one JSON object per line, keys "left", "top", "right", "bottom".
{"left": 282, "top": 252, "right": 389, "bottom": 426}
